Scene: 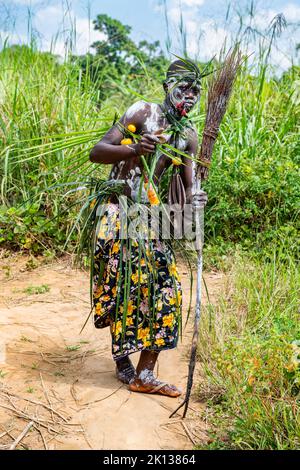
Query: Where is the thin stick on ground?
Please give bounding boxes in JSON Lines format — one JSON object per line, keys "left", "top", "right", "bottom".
{"left": 34, "top": 424, "right": 48, "bottom": 450}
{"left": 40, "top": 372, "right": 54, "bottom": 422}
{"left": 0, "top": 389, "right": 70, "bottom": 423}
{"left": 181, "top": 421, "right": 196, "bottom": 445}
{"left": 9, "top": 421, "right": 34, "bottom": 450}
{"left": 0, "top": 403, "right": 60, "bottom": 434}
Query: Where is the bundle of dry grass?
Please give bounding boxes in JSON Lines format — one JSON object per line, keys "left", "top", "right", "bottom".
{"left": 198, "top": 47, "right": 242, "bottom": 180}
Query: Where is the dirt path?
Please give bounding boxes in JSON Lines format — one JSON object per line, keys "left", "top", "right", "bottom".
{"left": 0, "top": 254, "right": 223, "bottom": 450}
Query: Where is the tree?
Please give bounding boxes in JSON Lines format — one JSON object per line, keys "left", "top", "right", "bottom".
{"left": 91, "top": 14, "right": 136, "bottom": 75}
{"left": 76, "top": 14, "right": 168, "bottom": 100}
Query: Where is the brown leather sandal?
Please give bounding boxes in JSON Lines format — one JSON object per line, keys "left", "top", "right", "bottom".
{"left": 129, "top": 380, "right": 181, "bottom": 397}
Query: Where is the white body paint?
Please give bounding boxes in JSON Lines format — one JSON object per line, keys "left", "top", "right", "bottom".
{"left": 144, "top": 103, "right": 161, "bottom": 133}
{"left": 125, "top": 100, "right": 147, "bottom": 120}
{"left": 110, "top": 100, "right": 191, "bottom": 202}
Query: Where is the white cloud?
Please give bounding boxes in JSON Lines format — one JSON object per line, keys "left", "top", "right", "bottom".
{"left": 250, "top": 3, "right": 300, "bottom": 30}
{"left": 33, "top": 5, "right": 105, "bottom": 56}
{"left": 165, "top": 0, "right": 299, "bottom": 70}
{"left": 73, "top": 17, "right": 105, "bottom": 55}
{"left": 242, "top": 2, "right": 300, "bottom": 72}
{"left": 11, "top": 0, "right": 42, "bottom": 4}
{"left": 166, "top": 1, "right": 230, "bottom": 60}
{"left": 188, "top": 20, "right": 229, "bottom": 58}
{"left": 180, "top": 0, "right": 205, "bottom": 6}
{"left": 282, "top": 3, "right": 300, "bottom": 22}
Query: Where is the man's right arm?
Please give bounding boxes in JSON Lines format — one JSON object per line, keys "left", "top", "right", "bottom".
{"left": 89, "top": 101, "right": 160, "bottom": 164}
{"left": 89, "top": 125, "right": 138, "bottom": 164}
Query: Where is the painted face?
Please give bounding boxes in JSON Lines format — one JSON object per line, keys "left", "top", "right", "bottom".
{"left": 166, "top": 79, "right": 201, "bottom": 116}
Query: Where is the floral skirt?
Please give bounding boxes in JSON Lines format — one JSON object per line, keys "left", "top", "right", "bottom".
{"left": 92, "top": 203, "right": 182, "bottom": 360}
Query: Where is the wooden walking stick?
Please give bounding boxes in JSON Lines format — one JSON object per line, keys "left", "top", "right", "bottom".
{"left": 170, "top": 47, "right": 242, "bottom": 419}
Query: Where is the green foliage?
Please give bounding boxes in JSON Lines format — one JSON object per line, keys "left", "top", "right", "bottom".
{"left": 76, "top": 14, "right": 167, "bottom": 100}
{"left": 92, "top": 14, "right": 135, "bottom": 73}
{"left": 199, "top": 60, "right": 300, "bottom": 261}
{"left": 22, "top": 284, "right": 50, "bottom": 295}
{"left": 66, "top": 345, "right": 81, "bottom": 352}
{"left": 197, "top": 253, "right": 300, "bottom": 449}
{"left": 0, "top": 15, "right": 299, "bottom": 265}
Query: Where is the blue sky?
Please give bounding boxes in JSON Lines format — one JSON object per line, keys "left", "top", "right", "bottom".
{"left": 1, "top": 0, "right": 300, "bottom": 69}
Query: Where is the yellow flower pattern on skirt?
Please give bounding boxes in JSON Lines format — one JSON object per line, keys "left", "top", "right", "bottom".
{"left": 92, "top": 203, "right": 182, "bottom": 359}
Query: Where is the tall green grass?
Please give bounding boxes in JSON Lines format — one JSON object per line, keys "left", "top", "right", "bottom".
{"left": 201, "top": 59, "right": 299, "bottom": 266}
{"left": 197, "top": 251, "right": 300, "bottom": 449}
{"left": 0, "top": 14, "right": 299, "bottom": 261}
{"left": 0, "top": 45, "right": 113, "bottom": 252}
{"left": 0, "top": 43, "right": 163, "bottom": 254}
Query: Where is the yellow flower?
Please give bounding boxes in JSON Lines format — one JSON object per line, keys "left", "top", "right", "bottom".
{"left": 141, "top": 287, "right": 148, "bottom": 297}
{"left": 176, "top": 290, "right": 182, "bottom": 305}
{"left": 163, "top": 313, "right": 175, "bottom": 328}
{"left": 127, "top": 300, "right": 136, "bottom": 316}
{"left": 24, "top": 237, "right": 32, "bottom": 249}
{"left": 112, "top": 241, "right": 120, "bottom": 254}
{"left": 143, "top": 339, "right": 152, "bottom": 347}
{"left": 131, "top": 271, "right": 139, "bottom": 284}
{"left": 168, "top": 262, "right": 178, "bottom": 277}
{"left": 121, "top": 138, "right": 133, "bottom": 145}
{"left": 137, "top": 327, "right": 150, "bottom": 341}
{"left": 156, "top": 299, "right": 163, "bottom": 311}
{"left": 102, "top": 294, "right": 110, "bottom": 302}
{"left": 94, "top": 285, "right": 103, "bottom": 299}
{"left": 248, "top": 375, "right": 255, "bottom": 386}
{"left": 120, "top": 300, "right": 136, "bottom": 316}
{"left": 98, "top": 229, "right": 106, "bottom": 239}
{"left": 155, "top": 337, "right": 165, "bottom": 347}
{"left": 131, "top": 271, "right": 147, "bottom": 285}
{"left": 89, "top": 198, "right": 96, "bottom": 209}
{"left": 127, "top": 124, "right": 136, "bottom": 133}
{"left": 252, "top": 357, "right": 261, "bottom": 370}
{"left": 147, "top": 189, "right": 159, "bottom": 206}
{"left": 126, "top": 316, "right": 134, "bottom": 326}
{"left": 95, "top": 303, "right": 103, "bottom": 315}
{"left": 112, "top": 320, "right": 122, "bottom": 337}
{"left": 112, "top": 286, "right": 117, "bottom": 297}
{"left": 144, "top": 181, "right": 159, "bottom": 205}
{"left": 172, "top": 157, "right": 182, "bottom": 165}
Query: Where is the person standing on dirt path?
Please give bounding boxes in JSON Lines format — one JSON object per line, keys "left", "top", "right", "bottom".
{"left": 89, "top": 59, "right": 207, "bottom": 397}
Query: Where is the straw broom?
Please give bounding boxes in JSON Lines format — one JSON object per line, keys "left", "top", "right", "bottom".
{"left": 170, "top": 47, "right": 242, "bottom": 419}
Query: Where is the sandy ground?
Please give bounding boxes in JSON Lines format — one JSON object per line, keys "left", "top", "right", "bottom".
{"left": 0, "top": 253, "right": 223, "bottom": 450}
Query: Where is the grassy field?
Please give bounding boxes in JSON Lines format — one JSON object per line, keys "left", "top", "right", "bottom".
{"left": 198, "top": 252, "right": 299, "bottom": 449}
{"left": 0, "top": 12, "right": 299, "bottom": 450}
